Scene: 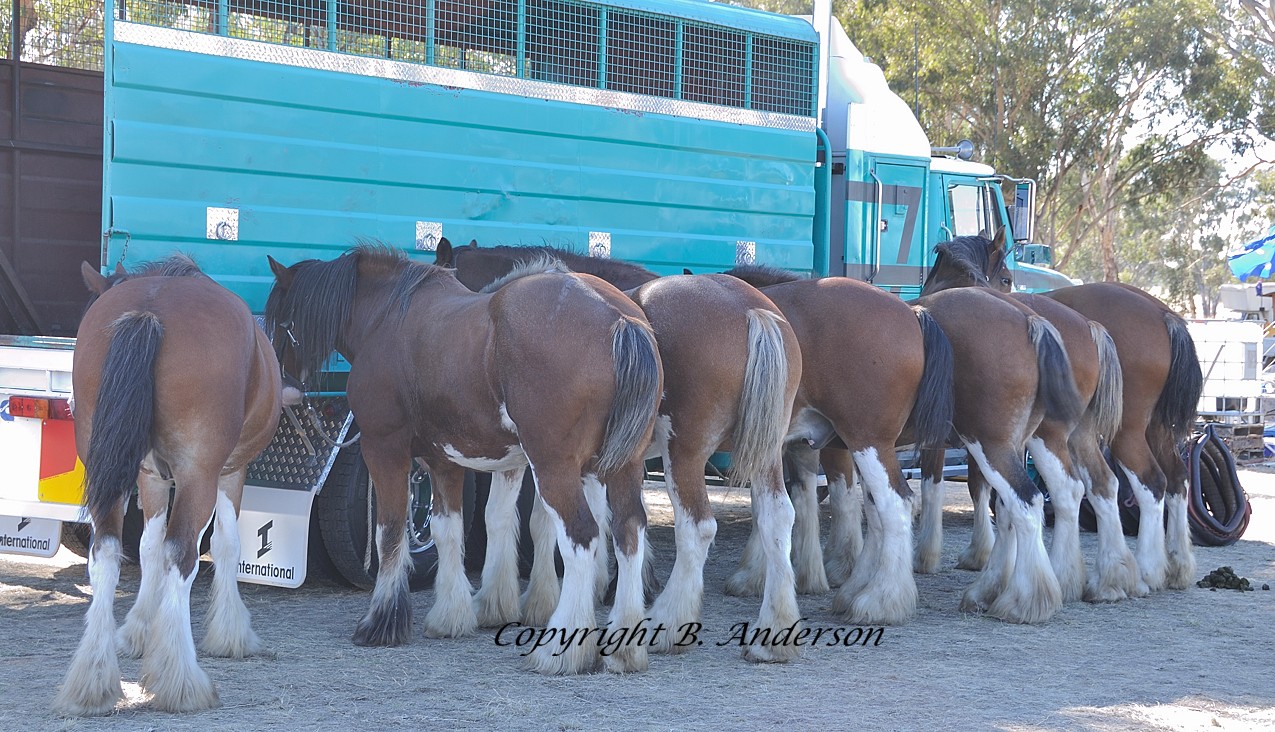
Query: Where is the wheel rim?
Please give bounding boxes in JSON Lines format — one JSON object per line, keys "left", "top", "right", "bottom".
{"left": 357, "top": 460, "right": 435, "bottom": 569}
{"left": 407, "top": 465, "right": 434, "bottom": 557}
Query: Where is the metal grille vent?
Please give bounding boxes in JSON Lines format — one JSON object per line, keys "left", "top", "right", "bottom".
{"left": 247, "top": 397, "right": 353, "bottom": 491}
{"left": 114, "top": 0, "right": 816, "bottom": 117}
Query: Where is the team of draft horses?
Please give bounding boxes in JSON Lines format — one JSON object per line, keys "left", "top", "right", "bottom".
{"left": 53, "top": 231, "right": 1202, "bottom": 714}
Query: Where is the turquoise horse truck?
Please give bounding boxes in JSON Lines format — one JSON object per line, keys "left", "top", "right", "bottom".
{"left": 0, "top": 0, "right": 1069, "bottom": 586}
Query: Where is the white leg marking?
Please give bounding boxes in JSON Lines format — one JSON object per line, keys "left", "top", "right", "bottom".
{"left": 521, "top": 492, "right": 561, "bottom": 626}
{"left": 649, "top": 470, "right": 716, "bottom": 654}
{"left": 743, "top": 483, "right": 801, "bottom": 663}
{"left": 583, "top": 475, "right": 611, "bottom": 602}
{"left": 824, "top": 471, "right": 863, "bottom": 586}
{"left": 790, "top": 468, "right": 829, "bottom": 594}
{"left": 526, "top": 501, "right": 601, "bottom": 675}
{"left": 1027, "top": 438, "right": 1086, "bottom": 603}
{"left": 117, "top": 512, "right": 167, "bottom": 658}
{"left": 604, "top": 530, "right": 650, "bottom": 673}
{"left": 54, "top": 537, "right": 124, "bottom": 716}
{"left": 914, "top": 474, "right": 944, "bottom": 574}
{"left": 1164, "top": 492, "right": 1196, "bottom": 589}
{"left": 424, "top": 512, "right": 476, "bottom": 637}
{"left": 140, "top": 561, "right": 218, "bottom": 712}
{"left": 474, "top": 468, "right": 525, "bottom": 627}
{"left": 1121, "top": 465, "right": 1168, "bottom": 591}
{"left": 962, "top": 441, "right": 1061, "bottom": 623}
{"left": 833, "top": 448, "right": 916, "bottom": 625}
{"left": 957, "top": 480, "right": 995, "bottom": 571}
{"left": 1082, "top": 466, "right": 1145, "bottom": 601}
{"left": 201, "top": 489, "right": 261, "bottom": 657}
{"left": 725, "top": 490, "right": 766, "bottom": 598}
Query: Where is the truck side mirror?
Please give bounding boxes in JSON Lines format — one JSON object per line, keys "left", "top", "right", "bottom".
{"left": 1011, "top": 181, "right": 1035, "bottom": 243}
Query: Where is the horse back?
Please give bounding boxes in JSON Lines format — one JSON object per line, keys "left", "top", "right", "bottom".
{"left": 1046, "top": 283, "right": 1172, "bottom": 394}
{"left": 74, "top": 275, "right": 281, "bottom": 469}
{"left": 760, "top": 277, "right": 925, "bottom": 435}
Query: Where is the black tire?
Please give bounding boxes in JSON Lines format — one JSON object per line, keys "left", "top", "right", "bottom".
{"left": 302, "top": 499, "right": 351, "bottom": 588}
{"left": 316, "top": 442, "right": 472, "bottom": 592}
{"left": 60, "top": 497, "right": 145, "bottom": 563}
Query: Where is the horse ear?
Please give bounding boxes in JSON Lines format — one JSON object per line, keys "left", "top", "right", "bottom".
{"left": 267, "top": 255, "right": 294, "bottom": 288}
{"left": 990, "top": 226, "right": 1007, "bottom": 251}
{"left": 81, "top": 261, "right": 109, "bottom": 295}
{"left": 466, "top": 239, "right": 478, "bottom": 249}
{"left": 683, "top": 268, "right": 694, "bottom": 275}
{"left": 113, "top": 262, "right": 127, "bottom": 277}
{"left": 435, "top": 237, "right": 453, "bottom": 266}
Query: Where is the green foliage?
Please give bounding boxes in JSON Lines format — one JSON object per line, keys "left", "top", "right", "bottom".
{"left": 820, "top": 0, "right": 1272, "bottom": 306}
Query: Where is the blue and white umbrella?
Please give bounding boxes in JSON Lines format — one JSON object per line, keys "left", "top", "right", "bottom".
{"left": 1228, "top": 227, "right": 1275, "bottom": 282}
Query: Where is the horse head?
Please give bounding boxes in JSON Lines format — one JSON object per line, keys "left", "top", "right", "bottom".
{"left": 921, "top": 229, "right": 1012, "bottom": 296}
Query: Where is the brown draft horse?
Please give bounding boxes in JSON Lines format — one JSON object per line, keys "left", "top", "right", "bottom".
{"left": 264, "top": 243, "right": 662, "bottom": 674}
{"left": 55, "top": 255, "right": 282, "bottom": 715}
{"left": 920, "top": 234, "right": 1143, "bottom": 604}
{"left": 911, "top": 284, "right": 1083, "bottom": 622}
{"left": 721, "top": 266, "right": 955, "bottom": 625}
{"left": 437, "top": 239, "right": 806, "bottom": 661}
{"left": 731, "top": 263, "right": 1083, "bottom": 623}
{"left": 950, "top": 234, "right": 1205, "bottom": 591}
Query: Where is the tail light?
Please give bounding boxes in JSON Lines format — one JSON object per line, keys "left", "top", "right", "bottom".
{"left": 8, "top": 396, "right": 73, "bottom": 420}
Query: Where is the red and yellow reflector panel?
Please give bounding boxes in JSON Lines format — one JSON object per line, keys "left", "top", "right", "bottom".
{"left": 34, "top": 405, "right": 84, "bottom": 505}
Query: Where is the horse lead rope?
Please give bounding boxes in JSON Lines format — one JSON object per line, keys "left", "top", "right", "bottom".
{"left": 282, "top": 402, "right": 363, "bottom": 458}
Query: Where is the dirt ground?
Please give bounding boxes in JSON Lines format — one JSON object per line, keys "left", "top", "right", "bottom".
{"left": 3, "top": 468, "right": 1274, "bottom": 732}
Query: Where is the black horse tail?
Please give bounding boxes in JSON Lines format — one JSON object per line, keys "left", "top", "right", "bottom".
{"left": 1155, "top": 311, "right": 1203, "bottom": 443}
{"left": 728, "top": 309, "right": 792, "bottom": 486}
{"left": 910, "top": 306, "right": 955, "bottom": 451}
{"left": 1028, "top": 314, "right": 1084, "bottom": 424}
{"left": 596, "top": 316, "right": 662, "bottom": 475}
{"left": 1087, "top": 321, "right": 1124, "bottom": 440}
{"left": 84, "top": 311, "right": 163, "bottom": 521}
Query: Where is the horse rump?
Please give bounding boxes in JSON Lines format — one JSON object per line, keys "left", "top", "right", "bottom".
{"left": 84, "top": 311, "right": 164, "bottom": 520}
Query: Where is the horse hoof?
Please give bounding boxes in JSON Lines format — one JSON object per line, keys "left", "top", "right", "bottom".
{"left": 724, "top": 572, "right": 763, "bottom": 598}
{"left": 603, "top": 647, "right": 649, "bottom": 674}
{"left": 352, "top": 618, "right": 412, "bottom": 647}
{"left": 52, "top": 680, "right": 123, "bottom": 717}
{"left": 742, "top": 642, "right": 799, "bottom": 664}
{"left": 526, "top": 644, "right": 601, "bottom": 675}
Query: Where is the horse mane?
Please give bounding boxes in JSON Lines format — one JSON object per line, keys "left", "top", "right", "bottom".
{"left": 263, "top": 240, "right": 449, "bottom": 377}
{"left": 723, "top": 264, "right": 807, "bottom": 288}
{"left": 479, "top": 253, "right": 572, "bottom": 294}
{"left": 465, "top": 244, "right": 659, "bottom": 291}
{"left": 84, "top": 253, "right": 209, "bottom": 311}
{"left": 131, "top": 253, "right": 206, "bottom": 279}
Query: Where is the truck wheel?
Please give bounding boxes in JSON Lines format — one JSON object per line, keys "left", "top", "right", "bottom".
{"left": 316, "top": 443, "right": 470, "bottom": 592}
{"left": 60, "top": 499, "right": 145, "bottom": 563}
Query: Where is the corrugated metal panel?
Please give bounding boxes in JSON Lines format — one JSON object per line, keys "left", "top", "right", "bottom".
{"left": 105, "top": 34, "right": 816, "bottom": 311}
{"left": 0, "top": 58, "right": 104, "bottom": 337}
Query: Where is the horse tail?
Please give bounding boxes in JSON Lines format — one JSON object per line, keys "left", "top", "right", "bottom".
{"left": 909, "top": 306, "right": 955, "bottom": 451}
{"left": 596, "top": 316, "right": 662, "bottom": 475}
{"left": 1028, "top": 314, "right": 1084, "bottom": 424}
{"left": 1155, "top": 311, "right": 1203, "bottom": 443}
{"left": 84, "top": 311, "right": 163, "bottom": 521}
{"left": 1087, "top": 321, "right": 1124, "bottom": 440}
{"left": 728, "top": 309, "right": 792, "bottom": 486}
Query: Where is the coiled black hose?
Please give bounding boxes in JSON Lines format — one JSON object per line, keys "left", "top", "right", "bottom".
{"left": 1074, "top": 425, "right": 1252, "bottom": 546}
{"left": 1186, "top": 424, "right": 1252, "bottom": 547}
